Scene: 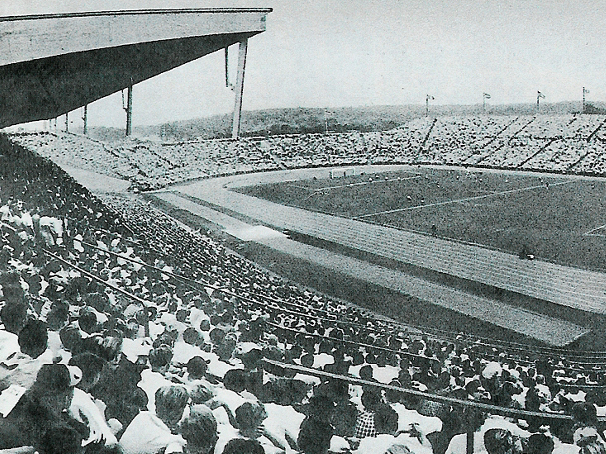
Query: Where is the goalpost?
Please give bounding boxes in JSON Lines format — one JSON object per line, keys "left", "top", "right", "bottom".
{"left": 330, "top": 167, "right": 356, "bottom": 179}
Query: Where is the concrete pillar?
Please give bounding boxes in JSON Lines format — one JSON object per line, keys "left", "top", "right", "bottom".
{"left": 126, "top": 84, "right": 133, "bottom": 136}
{"left": 231, "top": 38, "right": 248, "bottom": 139}
{"left": 82, "top": 105, "right": 88, "bottom": 135}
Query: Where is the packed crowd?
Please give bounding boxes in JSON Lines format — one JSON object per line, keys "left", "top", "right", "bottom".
{"left": 9, "top": 114, "right": 606, "bottom": 191}
{"left": 1, "top": 135, "right": 606, "bottom": 454}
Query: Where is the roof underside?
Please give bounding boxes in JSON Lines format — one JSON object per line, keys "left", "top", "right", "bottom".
{"left": 0, "top": 9, "right": 271, "bottom": 128}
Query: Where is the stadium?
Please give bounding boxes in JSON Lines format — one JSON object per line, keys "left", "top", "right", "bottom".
{"left": 2, "top": 5, "right": 606, "bottom": 454}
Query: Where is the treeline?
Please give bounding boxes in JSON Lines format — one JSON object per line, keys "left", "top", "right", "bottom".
{"left": 86, "top": 101, "right": 606, "bottom": 142}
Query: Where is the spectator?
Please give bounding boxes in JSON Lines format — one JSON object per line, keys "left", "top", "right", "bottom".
{"left": 355, "top": 390, "right": 381, "bottom": 439}
{"left": 0, "top": 364, "right": 82, "bottom": 450}
{"left": 297, "top": 395, "right": 334, "bottom": 454}
{"left": 526, "top": 434, "right": 555, "bottom": 454}
{"left": 179, "top": 404, "right": 218, "bottom": 454}
{"left": 222, "top": 438, "right": 264, "bottom": 454}
{"left": 484, "top": 428, "right": 522, "bottom": 454}
{"left": 119, "top": 385, "right": 188, "bottom": 454}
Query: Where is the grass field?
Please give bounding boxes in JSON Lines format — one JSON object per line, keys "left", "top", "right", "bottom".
{"left": 236, "top": 167, "right": 606, "bottom": 272}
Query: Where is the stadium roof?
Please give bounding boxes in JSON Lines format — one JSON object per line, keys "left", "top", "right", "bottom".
{"left": 0, "top": 8, "right": 271, "bottom": 128}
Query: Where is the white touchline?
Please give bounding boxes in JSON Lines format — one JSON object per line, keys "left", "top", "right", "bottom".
{"left": 354, "top": 179, "right": 576, "bottom": 219}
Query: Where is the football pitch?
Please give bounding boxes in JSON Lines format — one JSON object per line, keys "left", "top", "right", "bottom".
{"left": 235, "top": 167, "right": 606, "bottom": 272}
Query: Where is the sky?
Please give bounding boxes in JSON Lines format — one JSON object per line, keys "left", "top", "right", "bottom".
{"left": 3, "top": 0, "right": 606, "bottom": 127}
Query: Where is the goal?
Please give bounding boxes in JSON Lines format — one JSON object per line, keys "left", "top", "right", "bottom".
{"left": 330, "top": 167, "right": 356, "bottom": 179}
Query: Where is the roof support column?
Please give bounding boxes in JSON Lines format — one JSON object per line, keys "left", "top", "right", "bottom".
{"left": 82, "top": 105, "right": 88, "bottom": 135}
{"left": 231, "top": 38, "right": 248, "bottom": 139}
{"left": 125, "top": 84, "right": 133, "bottom": 136}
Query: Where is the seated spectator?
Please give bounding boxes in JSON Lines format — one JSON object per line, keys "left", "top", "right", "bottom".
{"left": 579, "top": 440, "right": 606, "bottom": 454}
{"left": 526, "top": 434, "right": 555, "bottom": 454}
{"left": 179, "top": 404, "right": 218, "bottom": 454}
{"left": 0, "top": 364, "right": 83, "bottom": 451}
{"left": 297, "top": 395, "right": 335, "bottom": 454}
{"left": 119, "top": 385, "right": 188, "bottom": 454}
{"left": 484, "top": 428, "right": 522, "bottom": 454}
{"left": 17, "top": 319, "right": 48, "bottom": 359}
{"left": 375, "top": 401, "right": 399, "bottom": 435}
{"left": 222, "top": 438, "right": 264, "bottom": 454}
{"left": 355, "top": 390, "right": 381, "bottom": 439}
{"left": 90, "top": 356, "right": 148, "bottom": 427}
{"left": 156, "top": 385, "right": 190, "bottom": 432}
{"left": 149, "top": 345, "right": 174, "bottom": 374}
{"left": 78, "top": 307, "right": 99, "bottom": 334}
{"left": 82, "top": 333, "right": 123, "bottom": 364}
{"left": 573, "top": 402, "right": 605, "bottom": 449}
{"left": 233, "top": 401, "right": 288, "bottom": 451}
{"left": 0, "top": 319, "right": 52, "bottom": 389}
{"left": 187, "top": 356, "right": 210, "bottom": 381}
{"left": 0, "top": 301, "right": 27, "bottom": 335}
{"left": 68, "top": 353, "right": 118, "bottom": 448}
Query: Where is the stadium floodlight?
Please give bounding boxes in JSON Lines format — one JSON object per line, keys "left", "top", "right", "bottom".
{"left": 426, "top": 94, "right": 435, "bottom": 117}
{"left": 583, "top": 87, "right": 590, "bottom": 113}
{"left": 483, "top": 93, "right": 491, "bottom": 113}
{"left": 537, "top": 91, "right": 546, "bottom": 112}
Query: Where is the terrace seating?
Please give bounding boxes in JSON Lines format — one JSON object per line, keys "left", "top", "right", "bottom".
{"left": 11, "top": 114, "right": 606, "bottom": 191}
{"left": 7, "top": 118, "right": 606, "bottom": 452}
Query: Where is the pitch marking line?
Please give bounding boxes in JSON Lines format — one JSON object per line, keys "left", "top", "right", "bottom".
{"left": 297, "top": 175, "right": 422, "bottom": 200}
{"left": 354, "top": 179, "right": 576, "bottom": 219}
{"left": 585, "top": 224, "right": 606, "bottom": 237}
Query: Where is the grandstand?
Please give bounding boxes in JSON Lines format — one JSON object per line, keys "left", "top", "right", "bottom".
{"left": 4, "top": 124, "right": 606, "bottom": 453}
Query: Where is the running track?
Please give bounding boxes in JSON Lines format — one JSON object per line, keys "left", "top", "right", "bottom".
{"left": 147, "top": 165, "right": 606, "bottom": 345}
{"left": 153, "top": 189, "right": 588, "bottom": 346}
{"left": 167, "top": 167, "right": 606, "bottom": 316}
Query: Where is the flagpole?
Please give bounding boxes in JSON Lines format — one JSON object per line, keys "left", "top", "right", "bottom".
{"left": 536, "top": 91, "right": 545, "bottom": 113}
{"left": 426, "top": 94, "right": 434, "bottom": 117}
{"left": 482, "top": 93, "right": 491, "bottom": 114}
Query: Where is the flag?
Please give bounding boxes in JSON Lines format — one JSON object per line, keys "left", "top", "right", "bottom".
{"left": 584, "top": 87, "right": 590, "bottom": 94}
{"left": 426, "top": 94, "right": 434, "bottom": 101}
{"left": 483, "top": 93, "right": 491, "bottom": 99}
{"left": 537, "top": 91, "right": 546, "bottom": 99}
